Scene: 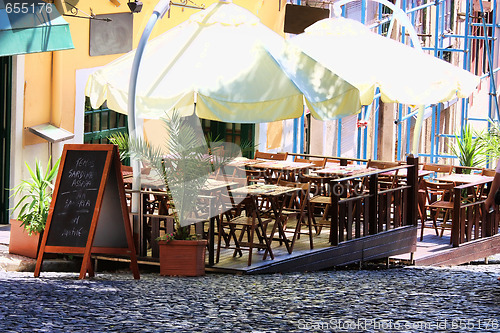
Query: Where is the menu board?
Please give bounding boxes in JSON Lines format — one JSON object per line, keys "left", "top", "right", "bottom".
{"left": 35, "top": 144, "right": 139, "bottom": 280}
{"left": 45, "top": 150, "right": 107, "bottom": 247}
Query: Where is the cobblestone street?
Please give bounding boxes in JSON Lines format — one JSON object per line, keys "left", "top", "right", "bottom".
{"left": 1, "top": 265, "right": 499, "bottom": 332}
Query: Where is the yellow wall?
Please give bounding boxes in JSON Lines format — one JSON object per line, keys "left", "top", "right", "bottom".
{"left": 22, "top": 0, "right": 286, "bottom": 145}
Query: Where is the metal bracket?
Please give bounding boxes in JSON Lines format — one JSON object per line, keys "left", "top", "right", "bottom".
{"left": 63, "top": 1, "right": 112, "bottom": 21}
{"left": 171, "top": 0, "right": 205, "bottom": 10}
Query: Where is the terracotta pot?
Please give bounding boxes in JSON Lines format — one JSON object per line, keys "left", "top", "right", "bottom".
{"left": 158, "top": 239, "right": 207, "bottom": 276}
{"left": 9, "top": 219, "right": 41, "bottom": 259}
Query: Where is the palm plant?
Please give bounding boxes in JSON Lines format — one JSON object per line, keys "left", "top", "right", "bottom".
{"left": 11, "top": 158, "right": 60, "bottom": 235}
{"left": 107, "top": 132, "right": 130, "bottom": 162}
{"left": 129, "top": 111, "right": 238, "bottom": 240}
{"left": 448, "top": 124, "right": 486, "bottom": 173}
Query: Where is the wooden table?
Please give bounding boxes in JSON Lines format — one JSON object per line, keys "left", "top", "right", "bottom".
{"left": 380, "top": 169, "right": 434, "bottom": 179}
{"left": 124, "top": 175, "right": 238, "bottom": 262}
{"left": 313, "top": 165, "right": 376, "bottom": 177}
{"left": 436, "top": 173, "right": 494, "bottom": 184}
{"left": 230, "top": 183, "right": 301, "bottom": 256}
{"left": 225, "top": 158, "right": 263, "bottom": 168}
{"left": 251, "top": 161, "right": 316, "bottom": 182}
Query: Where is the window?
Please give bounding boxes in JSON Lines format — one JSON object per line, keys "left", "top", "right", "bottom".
{"left": 84, "top": 97, "right": 128, "bottom": 144}
{"left": 200, "top": 119, "right": 255, "bottom": 158}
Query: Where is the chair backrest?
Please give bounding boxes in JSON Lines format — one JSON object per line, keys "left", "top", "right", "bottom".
{"left": 367, "top": 160, "right": 401, "bottom": 169}
{"left": 218, "top": 176, "right": 254, "bottom": 218}
{"left": 366, "top": 160, "right": 401, "bottom": 189}
{"left": 422, "top": 180, "right": 455, "bottom": 203}
{"left": 243, "top": 168, "right": 266, "bottom": 184}
{"left": 325, "top": 158, "right": 353, "bottom": 167}
{"left": 121, "top": 165, "right": 133, "bottom": 173}
{"left": 422, "top": 163, "right": 453, "bottom": 175}
{"left": 277, "top": 179, "right": 311, "bottom": 211}
{"left": 294, "top": 156, "right": 326, "bottom": 168}
{"left": 255, "top": 150, "right": 288, "bottom": 161}
{"left": 300, "top": 175, "right": 332, "bottom": 197}
{"left": 121, "top": 165, "right": 151, "bottom": 175}
{"left": 214, "top": 174, "right": 247, "bottom": 188}
{"left": 481, "top": 168, "right": 497, "bottom": 177}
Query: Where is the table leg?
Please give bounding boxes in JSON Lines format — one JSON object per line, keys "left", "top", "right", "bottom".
{"left": 265, "top": 196, "right": 291, "bottom": 256}
{"left": 250, "top": 195, "right": 274, "bottom": 260}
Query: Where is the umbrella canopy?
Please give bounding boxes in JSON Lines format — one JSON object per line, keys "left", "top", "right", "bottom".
{"left": 290, "top": 16, "right": 480, "bottom": 106}
{"left": 85, "top": 1, "right": 361, "bottom": 122}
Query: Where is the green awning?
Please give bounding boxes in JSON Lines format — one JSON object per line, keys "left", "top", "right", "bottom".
{"left": 0, "top": 3, "right": 74, "bottom": 57}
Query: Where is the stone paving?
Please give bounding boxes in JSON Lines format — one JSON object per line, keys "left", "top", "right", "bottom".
{"left": 1, "top": 265, "right": 500, "bottom": 332}
{"left": 2, "top": 224, "right": 500, "bottom": 332}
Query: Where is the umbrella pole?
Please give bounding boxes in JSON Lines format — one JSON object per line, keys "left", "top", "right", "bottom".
{"left": 412, "top": 105, "right": 425, "bottom": 156}
{"left": 127, "top": 0, "right": 171, "bottom": 243}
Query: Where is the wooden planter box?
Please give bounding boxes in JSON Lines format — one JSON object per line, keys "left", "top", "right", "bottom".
{"left": 158, "top": 239, "right": 207, "bottom": 276}
{"left": 9, "top": 219, "right": 41, "bottom": 259}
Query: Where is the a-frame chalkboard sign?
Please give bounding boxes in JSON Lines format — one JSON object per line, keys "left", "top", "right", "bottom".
{"left": 34, "top": 144, "right": 140, "bottom": 279}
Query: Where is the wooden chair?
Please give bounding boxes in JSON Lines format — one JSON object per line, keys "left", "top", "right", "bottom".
{"left": 236, "top": 167, "right": 265, "bottom": 185}
{"left": 293, "top": 157, "right": 326, "bottom": 181}
{"left": 477, "top": 168, "right": 497, "bottom": 199}
{"left": 252, "top": 150, "right": 288, "bottom": 184}
{"left": 367, "top": 160, "right": 402, "bottom": 189}
{"left": 254, "top": 150, "right": 288, "bottom": 161}
{"left": 325, "top": 158, "right": 353, "bottom": 166}
{"left": 367, "top": 160, "right": 401, "bottom": 169}
{"left": 418, "top": 163, "right": 454, "bottom": 225}
{"left": 216, "top": 183, "right": 273, "bottom": 266}
{"left": 481, "top": 168, "right": 496, "bottom": 177}
{"left": 294, "top": 156, "right": 326, "bottom": 169}
{"left": 422, "top": 163, "right": 453, "bottom": 177}
{"left": 300, "top": 175, "right": 333, "bottom": 235}
{"left": 421, "top": 180, "right": 455, "bottom": 241}
{"left": 275, "top": 179, "right": 314, "bottom": 251}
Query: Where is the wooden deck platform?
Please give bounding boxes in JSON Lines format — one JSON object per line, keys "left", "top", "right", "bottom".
{"left": 209, "top": 218, "right": 500, "bottom": 273}
{"left": 93, "top": 222, "right": 500, "bottom": 273}
{"left": 392, "top": 226, "right": 500, "bottom": 266}
{"left": 208, "top": 224, "right": 417, "bottom": 274}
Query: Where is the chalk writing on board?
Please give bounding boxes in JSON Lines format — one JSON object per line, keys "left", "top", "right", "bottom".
{"left": 46, "top": 150, "right": 108, "bottom": 247}
{"left": 61, "top": 227, "right": 84, "bottom": 238}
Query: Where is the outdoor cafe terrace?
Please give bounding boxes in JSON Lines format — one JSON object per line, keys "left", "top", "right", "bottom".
{"left": 113, "top": 152, "right": 500, "bottom": 275}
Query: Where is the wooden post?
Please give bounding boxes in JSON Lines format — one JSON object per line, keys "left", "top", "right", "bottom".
{"left": 330, "top": 179, "right": 339, "bottom": 245}
{"left": 406, "top": 155, "right": 419, "bottom": 227}
{"left": 452, "top": 187, "right": 461, "bottom": 247}
{"left": 368, "top": 174, "right": 378, "bottom": 235}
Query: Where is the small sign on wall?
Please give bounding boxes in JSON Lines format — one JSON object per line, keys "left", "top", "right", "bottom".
{"left": 90, "top": 13, "right": 133, "bottom": 56}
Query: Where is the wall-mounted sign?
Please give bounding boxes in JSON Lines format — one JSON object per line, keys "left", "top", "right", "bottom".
{"left": 90, "top": 13, "right": 133, "bottom": 56}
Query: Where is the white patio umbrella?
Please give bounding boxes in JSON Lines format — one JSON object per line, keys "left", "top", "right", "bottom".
{"left": 85, "top": 1, "right": 361, "bottom": 123}
{"left": 290, "top": 16, "right": 480, "bottom": 153}
{"left": 85, "top": 0, "right": 363, "bottom": 232}
{"left": 290, "top": 16, "right": 479, "bottom": 106}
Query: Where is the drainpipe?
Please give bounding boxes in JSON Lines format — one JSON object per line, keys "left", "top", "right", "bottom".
{"left": 50, "top": 50, "right": 63, "bottom": 169}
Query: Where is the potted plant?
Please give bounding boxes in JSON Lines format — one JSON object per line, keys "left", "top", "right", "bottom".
{"left": 9, "top": 158, "right": 60, "bottom": 258}
{"left": 448, "top": 124, "right": 486, "bottom": 173}
{"left": 130, "top": 111, "right": 238, "bottom": 276}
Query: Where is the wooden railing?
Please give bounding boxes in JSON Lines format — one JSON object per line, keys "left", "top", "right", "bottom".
{"left": 452, "top": 181, "right": 499, "bottom": 247}
{"left": 329, "top": 155, "right": 419, "bottom": 245}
